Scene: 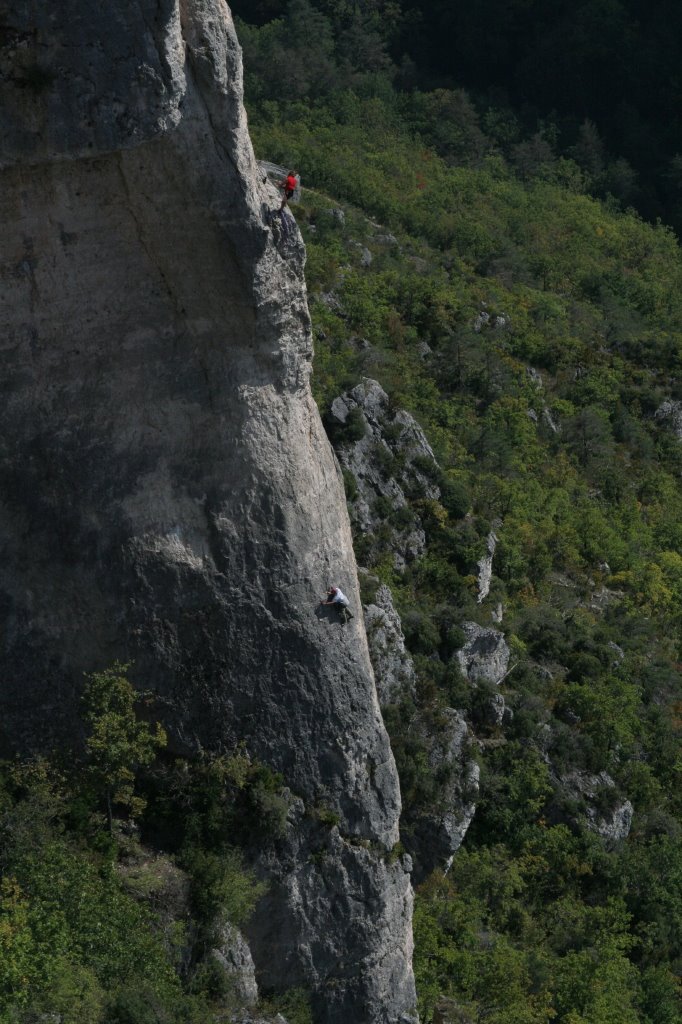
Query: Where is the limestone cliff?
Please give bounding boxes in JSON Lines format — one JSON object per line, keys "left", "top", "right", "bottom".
{"left": 0, "top": 3, "right": 415, "bottom": 1020}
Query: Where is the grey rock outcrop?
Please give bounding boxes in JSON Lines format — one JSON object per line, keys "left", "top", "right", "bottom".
{"left": 330, "top": 379, "right": 440, "bottom": 568}
{"left": 591, "top": 798, "right": 634, "bottom": 842}
{"left": 363, "top": 581, "right": 416, "bottom": 705}
{"left": 456, "top": 623, "right": 510, "bottom": 686}
{"left": 481, "top": 692, "right": 508, "bottom": 728}
{"left": 404, "top": 709, "right": 479, "bottom": 881}
{"left": 0, "top": 4, "right": 415, "bottom": 1021}
{"left": 211, "top": 923, "right": 259, "bottom": 1007}
{"left": 525, "top": 369, "right": 560, "bottom": 433}
{"left": 608, "top": 641, "right": 625, "bottom": 665}
{"left": 360, "top": 577, "right": 480, "bottom": 879}
{"left": 473, "top": 310, "right": 507, "bottom": 332}
{"left": 560, "top": 770, "right": 633, "bottom": 842}
{"left": 253, "top": 804, "right": 415, "bottom": 1023}
{"left": 476, "top": 528, "right": 499, "bottom": 603}
{"left": 654, "top": 399, "right": 682, "bottom": 440}
{"left": 588, "top": 585, "right": 624, "bottom": 612}
{"left": 542, "top": 406, "right": 560, "bottom": 434}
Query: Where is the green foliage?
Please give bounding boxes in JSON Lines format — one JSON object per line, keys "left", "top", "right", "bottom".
{"left": 323, "top": 404, "right": 367, "bottom": 445}
{"left": 0, "top": 716, "right": 284, "bottom": 1020}
{"left": 260, "top": 986, "right": 314, "bottom": 1024}
{"left": 310, "top": 803, "right": 341, "bottom": 829}
{"left": 0, "top": 876, "right": 38, "bottom": 1013}
{"left": 413, "top": 846, "right": 651, "bottom": 1024}
{"left": 82, "top": 663, "right": 166, "bottom": 829}
{"left": 342, "top": 467, "right": 358, "bottom": 501}
{"left": 184, "top": 847, "right": 266, "bottom": 930}
{"left": 0, "top": 773, "right": 184, "bottom": 1022}
{"left": 146, "top": 750, "right": 290, "bottom": 854}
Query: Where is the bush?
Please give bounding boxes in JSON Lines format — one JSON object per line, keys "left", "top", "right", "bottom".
{"left": 342, "top": 468, "right": 358, "bottom": 501}
{"left": 324, "top": 405, "right": 367, "bottom": 446}
{"left": 403, "top": 610, "right": 441, "bottom": 655}
{"left": 107, "top": 984, "right": 173, "bottom": 1024}
{"left": 183, "top": 847, "right": 266, "bottom": 930}
{"left": 261, "top": 987, "right": 314, "bottom": 1024}
{"left": 440, "top": 477, "right": 471, "bottom": 519}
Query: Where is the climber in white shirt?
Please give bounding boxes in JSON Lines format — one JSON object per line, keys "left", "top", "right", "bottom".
{"left": 320, "top": 586, "right": 354, "bottom": 623}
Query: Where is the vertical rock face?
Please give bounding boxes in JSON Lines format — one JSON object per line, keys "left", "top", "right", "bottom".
{"left": 0, "top": 3, "right": 415, "bottom": 1021}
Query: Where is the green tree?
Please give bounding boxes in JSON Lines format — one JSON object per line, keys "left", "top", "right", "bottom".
{"left": 82, "top": 664, "right": 166, "bottom": 831}
{"left": 0, "top": 877, "right": 36, "bottom": 1014}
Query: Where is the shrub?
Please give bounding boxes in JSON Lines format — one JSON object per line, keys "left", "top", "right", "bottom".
{"left": 403, "top": 610, "right": 441, "bottom": 655}
{"left": 183, "top": 847, "right": 266, "bottom": 930}
{"left": 324, "top": 405, "right": 367, "bottom": 445}
{"left": 342, "top": 468, "right": 358, "bottom": 501}
{"left": 440, "top": 477, "right": 471, "bottom": 519}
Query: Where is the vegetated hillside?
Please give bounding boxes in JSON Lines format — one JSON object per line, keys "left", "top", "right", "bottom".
{"left": 242, "top": 32, "right": 682, "bottom": 1024}
{"left": 0, "top": 667, "right": 291, "bottom": 1024}
{"left": 232, "top": 0, "right": 682, "bottom": 236}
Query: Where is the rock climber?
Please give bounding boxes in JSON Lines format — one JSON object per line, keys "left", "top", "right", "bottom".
{"left": 279, "top": 170, "right": 298, "bottom": 209}
{"left": 320, "top": 586, "right": 354, "bottom": 623}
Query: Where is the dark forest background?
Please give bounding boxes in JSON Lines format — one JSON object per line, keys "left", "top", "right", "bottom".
{"left": 231, "top": 0, "right": 682, "bottom": 234}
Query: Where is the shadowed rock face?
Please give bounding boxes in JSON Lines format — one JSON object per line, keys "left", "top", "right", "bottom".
{"left": 0, "top": 2, "right": 415, "bottom": 1020}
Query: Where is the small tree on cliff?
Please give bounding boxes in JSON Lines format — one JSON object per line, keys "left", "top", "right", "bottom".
{"left": 82, "top": 663, "right": 166, "bottom": 832}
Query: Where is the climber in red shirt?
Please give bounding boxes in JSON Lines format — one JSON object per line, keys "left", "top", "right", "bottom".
{"left": 279, "top": 170, "right": 298, "bottom": 209}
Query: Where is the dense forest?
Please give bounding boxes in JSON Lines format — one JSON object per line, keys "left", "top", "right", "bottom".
{"left": 232, "top": 0, "right": 682, "bottom": 232}
{"left": 1, "top": 3, "right": 681, "bottom": 1023}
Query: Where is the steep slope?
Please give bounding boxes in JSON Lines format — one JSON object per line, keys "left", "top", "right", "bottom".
{"left": 0, "top": 3, "right": 415, "bottom": 1021}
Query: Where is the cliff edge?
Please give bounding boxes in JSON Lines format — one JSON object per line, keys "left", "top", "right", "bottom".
{"left": 0, "top": 2, "right": 416, "bottom": 1020}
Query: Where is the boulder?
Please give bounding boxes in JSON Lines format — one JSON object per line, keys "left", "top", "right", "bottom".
{"left": 456, "top": 623, "right": 510, "bottom": 686}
